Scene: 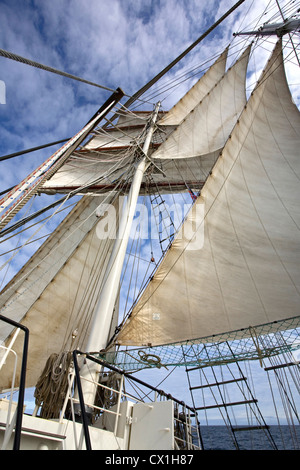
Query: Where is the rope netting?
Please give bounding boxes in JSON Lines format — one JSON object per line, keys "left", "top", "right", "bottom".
{"left": 98, "top": 316, "right": 300, "bottom": 371}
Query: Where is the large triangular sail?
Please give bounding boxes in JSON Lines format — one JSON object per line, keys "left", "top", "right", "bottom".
{"left": 152, "top": 45, "right": 251, "bottom": 160}
{"left": 158, "top": 47, "right": 228, "bottom": 126}
{"left": 40, "top": 45, "right": 242, "bottom": 195}
{"left": 116, "top": 40, "right": 300, "bottom": 347}
{"left": 1, "top": 1, "right": 300, "bottom": 451}
{"left": 0, "top": 195, "right": 119, "bottom": 389}
{"left": 0, "top": 44, "right": 248, "bottom": 390}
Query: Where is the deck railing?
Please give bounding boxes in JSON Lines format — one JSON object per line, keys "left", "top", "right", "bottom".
{"left": 63, "top": 350, "right": 202, "bottom": 450}
{"left": 0, "top": 328, "right": 201, "bottom": 450}
{"left": 0, "top": 314, "right": 29, "bottom": 450}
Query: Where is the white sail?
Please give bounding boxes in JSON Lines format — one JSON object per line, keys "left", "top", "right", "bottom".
{"left": 151, "top": 45, "right": 251, "bottom": 160}
{"left": 40, "top": 114, "right": 166, "bottom": 194}
{"left": 0, "top": 195, "right": 119, "bottom": 390}
{"left": 40, "top": 48, "right": 231, "bottom": 195}
{"left": 158, "top": 47, "right": 228, "bottom": 126}
{"left": 116, "top": 40, "right": 300, "bottom": 347}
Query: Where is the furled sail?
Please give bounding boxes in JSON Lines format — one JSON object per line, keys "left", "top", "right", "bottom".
{"left": 0, "top": 195, "right": 119, "bottom": 390}
{"left": 116, "top": 40, "right": 300, "bottom": 347}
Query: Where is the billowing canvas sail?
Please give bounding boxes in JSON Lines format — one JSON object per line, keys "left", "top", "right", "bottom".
{"left": 158, "top": 47, "right": 228, "bottom": 126}
{"left": 40, "top": 112, "right": 169, "bottom": 194}
{"left": 0, "top": 195, "right": 119, "bottom": 390}
{"left": 0, "top": 44, "right": 234, "bottom": 389}
{"left": 40, "top": 47, "right": 232, "bottom": 195}
{"left": 152, "top": 45, "right": 251, "bottom": 160}
{"left": 116, "top": 40, "right": 300, "bottom": 347}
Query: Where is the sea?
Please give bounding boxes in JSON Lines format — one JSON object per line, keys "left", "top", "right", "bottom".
{"left": 196, "top": 425, "right": 300, "bottom": 451}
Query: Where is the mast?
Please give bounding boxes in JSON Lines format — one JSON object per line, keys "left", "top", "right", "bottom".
{"left": 78, "top": 102, "right": 161, "bottom": 411}
{"left": 0, "top": 88, "right": 124, "bottom": 231}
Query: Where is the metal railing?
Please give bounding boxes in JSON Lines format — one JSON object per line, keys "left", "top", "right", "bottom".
{"left": 62, "top": 351, "right": 202, "bottom": 450}
{"left": 173, "top": 404, "right": 200, "bottom": 450}
{"left": 0, "top": 329, "right": 201, "bottom": 450}
{"left": 0, "top": 315, "right": 29, "bottom": 450}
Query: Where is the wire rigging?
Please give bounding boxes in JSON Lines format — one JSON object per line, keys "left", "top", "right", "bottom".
{"left": 0, "top": 48, "right": 119, "bottom": 94}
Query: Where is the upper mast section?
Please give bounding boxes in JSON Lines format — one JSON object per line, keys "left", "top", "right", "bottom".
{"left": 233, "top": 18, "right": 300, "bottom": 37}
{"left": 233, "top": 4, "right": 300, "bottom": 68}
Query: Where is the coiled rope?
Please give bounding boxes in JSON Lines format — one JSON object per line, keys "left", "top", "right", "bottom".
{"left": 34, "top": 351, "right": 72, "bottom": 419}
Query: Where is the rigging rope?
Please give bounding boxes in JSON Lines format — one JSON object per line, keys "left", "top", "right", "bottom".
{"left": 0, "top": 138, "right": 70, "bottom": 162}
{"left": 105, "top": 0, "right": 247, "bottom": 125}
{"left": 34, "top": 351, "right": 72, "bottom": 420}
{"left": 0, "top": 48, "right": 118, "bottom": 94}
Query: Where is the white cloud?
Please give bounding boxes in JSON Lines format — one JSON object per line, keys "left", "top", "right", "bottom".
{"left": 0, "top": 1, "right": 299, "bottom": 425}
{"left": 0, "top": 0, "right": 298, "bottom": 255}
{"left": 0, "top": 0, "right": 298, "bottom": 277}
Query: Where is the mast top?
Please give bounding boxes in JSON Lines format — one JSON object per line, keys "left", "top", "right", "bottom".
{"left": 233, "top": 18, "right": 300, "bottom": 37}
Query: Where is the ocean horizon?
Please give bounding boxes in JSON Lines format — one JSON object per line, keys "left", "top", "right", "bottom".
{"left": 195, "top": 425, "right": 300, "bottom": 451}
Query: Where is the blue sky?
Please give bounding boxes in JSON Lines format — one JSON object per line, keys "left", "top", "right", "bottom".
{"left": 0, "top": 0, "right": 299, "bottom": 426}
{"left": 1, "top": 0, "right": 298, "bottom": 190}
{"left": 0, "top": 0, "right": 263, "bottom": 161}
{"left": 0, "top": 0, "right": 298, "bottom": 294}
{"left": 0, "top": 0, "right": 251, "bottom": 283}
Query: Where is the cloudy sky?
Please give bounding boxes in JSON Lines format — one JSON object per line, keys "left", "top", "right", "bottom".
{"left": 0, "top": 0, "right": 298, "bottom": 274}
{"left": 0, "top": 0, "right": 299, "bottom": 421}
{"left": 0, "top": 0, "right": 298, "bottom": 186}
{"left": 0, "top": 0, "right": 247, "bottom": 276}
